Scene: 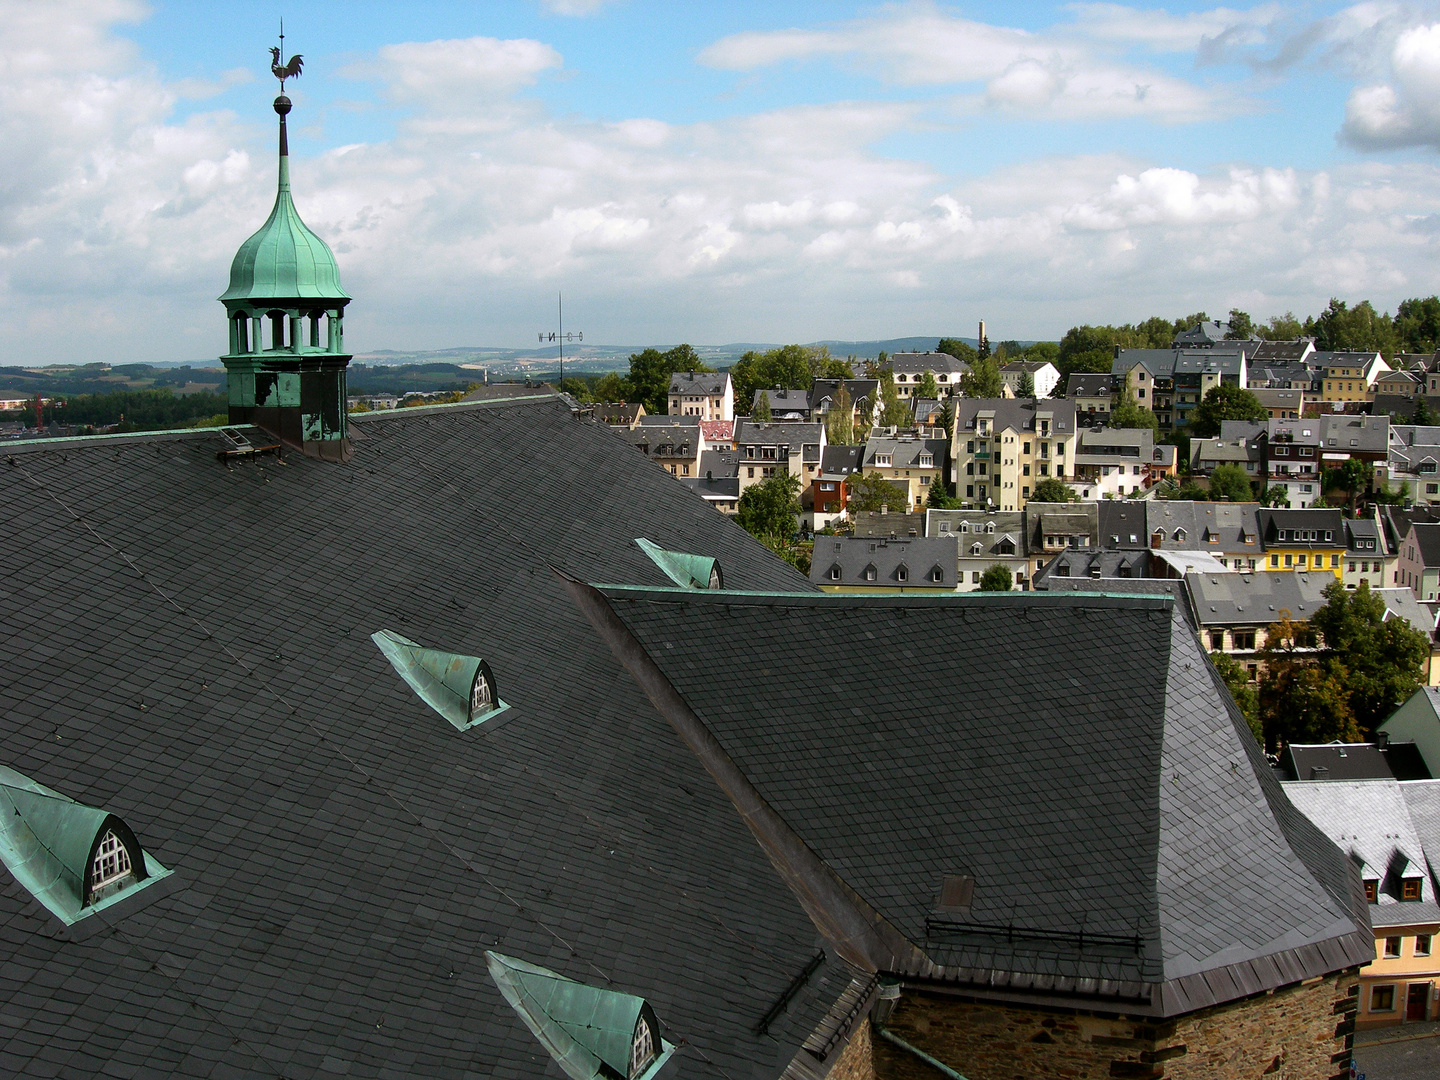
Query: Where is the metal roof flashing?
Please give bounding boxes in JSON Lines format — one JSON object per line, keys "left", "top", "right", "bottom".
{"left": 371, "top": 630, "right": 510, "bottom": 732}
{"left": 0, "top": 765, "right": 171, "bottom": 926}
{"left": 486, "top": 952, "right": 676, "bottom": 1080}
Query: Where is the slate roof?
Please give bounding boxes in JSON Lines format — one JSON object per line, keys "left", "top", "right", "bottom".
{"left": 629, "top": 420, "right": 701, "bottom": 460}
{"left": 862, "top": 436, "right": 945, "bottom": 470}
{"left": 754, "top": 387, "right": 813, "bottom": 418}
{"left": 1033, "top": 550, "right": 1153, "bottom": 584}
{"left": 1250, "top": 340, "right": 1315, "bottom": 362}
{"left": 1407, "top": 523, "right": 1440, "bottom": 568}
{"left": 818, "top": 445, "right": 863, "bottom": 477}
{"left": 734, "top": 420, "right": 825, "bottom": 447}
{"left": 811, "top": 379, "right": 878, "bottom": 407}
{"left": 810, "top": 536, "right": 957, "bottom": 589}
{"left": 1112, "top": 349, "right": 1245, "bottom": 378}
{"left": 1280, "top": 744, "right": 1432, "bottom": 782}
{"left": 587, "top": 587, "right": 1372, "bottom": 1016}
{"left": 851, "top": 511, "right": 924, "bottom": 537}
{"left": 0, "top": 398, "right": 847, "bottom": 1080}
{"left": 1251, "top": 389, "right": 1304, "bottom": 410}
{"left": 888, "top": 352, "right": 970, "bottom": 375}
{"left": 668, "top": 370, "right": 729, "bottom": 396}
{"left": 957, "top": 398, "right": 1077, "bottom": 435}
{"left": 1066, "top": 373, "right": 1115, "bottom": 398}
{"left": 1282, "top": 780, "right": 1434, "bottom": 906}
{"left": 1318, "top": 414, "right": 1389, "bottom": 455}
{"left": 1148, "top": 502, "right": 1260, "bottom": 552}
{"left": 1185, "top": 571, "right": 1331, "bottom": 627}
{"left": 926, "top": 510, "right": 1028, "bottom": 556}
{"left": 1077, "top": 427, "right": 1153, "bottom": 456}
{"left": 1258, "top": 507, "right": 1345, "bottom": 546}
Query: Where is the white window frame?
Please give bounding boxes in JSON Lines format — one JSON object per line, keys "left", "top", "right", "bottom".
{"left": 91, "top": 830, "right": 133, "bottom": 892}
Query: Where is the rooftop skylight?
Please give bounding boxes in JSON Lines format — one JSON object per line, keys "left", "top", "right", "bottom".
{"left": 0, "top": 765, "right": 171, "bottom": 925}
{"left": 486, "top": 951, "right": 675, "bottom": 1080}
{"left": 634, "top": 537, "right": 723, "bottom": 589}
{"left": 372, "top": 630, "right": 510, "bottom": 731}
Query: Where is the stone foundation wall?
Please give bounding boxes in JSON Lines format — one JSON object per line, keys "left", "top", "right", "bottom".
{"left": 825, "top": 1018, "right": 876, "bottom": 1080}
{"left": 857, "top": 971, "right": 1357, "bottom": 1080}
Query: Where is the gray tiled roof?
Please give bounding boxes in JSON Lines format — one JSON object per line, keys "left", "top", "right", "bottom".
{"left": 888, "top": 352, "right": 971, "bottom": 375}
{"left": 862, "top": 436, "right": 946, "bottom": 469}
{"left": 819, "top": 444, "right": 863, "bottom": 476}
{"left": 1148, "top": 502, "right": 1261, "bottom": 552}
{"left": 810, "top": 536, "right": 958, "bottom": 588}
{"left": 1377, "top": 587, "right": 1440, "bottom": 640}
{"left": 593, "top": 588, "right": 1372, "bottom": 1015}
{"left": 1281, "top": 743, "right": 1432, "bottom": 782}
{"left": 852, "top": 510, "right": 924, "bottom": 537}
{"left": 1318, "top": 414, "right": 1389, "bottom": 454}
{"left": 735, "top": 420, "right": 825, "bottom": 445}
{"left": 957, "top": 398, "right": 1077, "bottom": 435}
{"left": 1407, "top": 523, "right": 1440, "bottom": 568}
{"left": 754, "top": 386, "right": 814, "bottom": 417}
{"left": 1184, "top": 571, "right": 1331, "bottom": 626}
{"left": 1112, "top": 348, "right": 1245, "bottom": 378}
{"left": 1066, "top": 373, "right": 1115, "bottom": 397}
{"left": 668, "top": 369, "right": 729, "bottom": 395}
{"left": 0, "top": 399, "right": 844, "bottom": 1079}
{"left": 927, "top": 510, "right": 1027, "bottom": 554}
{"left": 1282, "top": 780, "right": 1433, "bottom": 904}
{"left": 1250, "top": 340, "right": 1315, "bottom": 362}
{"left": 1258, "top": 507, "right": 1345, "bottom": 546}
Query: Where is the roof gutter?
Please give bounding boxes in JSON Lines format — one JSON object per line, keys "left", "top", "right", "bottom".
{"left": 874, "top": 1023, "right": 970, "bottom": 1080}
{"left": 557, "top": 569, "right": 927, "bottom": 977}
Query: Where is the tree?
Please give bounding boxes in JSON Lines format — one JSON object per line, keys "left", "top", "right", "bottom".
{"left": 936, "top": 338, "right": 977, "bottom": 364}
{"left": 917, "top": 371, "right": 939, "bottom": 399}
{"left": 977, "top": 329, "right": 990, "bottom": 360}
{"left": 1312, "top": 298, "right": 1398, "bottom": 356}
{"left": 1188, "top": 384, "right": 1268, "bottom": 437}
{"left": 625, "top": 345, "right": 712, "bottom": 414}
{"left": 1259, "top": 626, "right": 1359, "bottom": 748}
{"left": 728, "top": 344, "right": 850, "bottom": 412}
{"left": 959, "top": 354, "right": 1003, "bottom": 399}
{"left": 878, "top": 370, "right": 909, "bottom": 428}
{"left": 1258, "top": 312, "right": 1305, "bottom": 340}
{"left": 1395, "top": 295, "right": 1440, "bottom": 353}
{"left": 1225, "top": 309, "right": 1255, "bottom": 340}
{"left": 1209, "top": 462, "right": 1256, "bottom": 502}
{"left": 978, "top": 564, "right": 1013, "bottom": 592}
{"left": 751, "top": 391, "right": 773, "bottom": 422}
{"left": 1414, "top": 396, "right": 1436, "bottom": 425}
{"left": 1109, "top": 393, "right": 1159, "bottom": 433}
{"left": 1210, "top": 652, "right": 1261, "bottom": 744}
{"left": 1311, "top": 581, "right": 1428, "bottom": 731}
{"left": 1016, "top": 369, "right": 1036, "bottom": 399}
{"left": 593, "top": 372, "right": 626, "bottom": 402}
{"left": 1320, "top": 457, "right": 1371, "bottom": 513}
{"left": 1173, "top": 311, "right": 1210, "bottom": 334}
{"left": 926, "top": 476, "right": 961, "bottom": 510}
{"left": 845, "top": 471, "right": 908, "bottom": 514}
{"left": 1029, "top": 477, "right": 1077, "bottom": 503}
{"left": 1021, "top": 341, "right": 1060, "bottom": 364}
{"left": 825, "top": 382, "right": 854, "bottom": 445}
{"left": 736, "top": 471, "right": 802, "bottom": 540}
{"left": 1261, "top": 484, "right": 1291, "bottom": 508}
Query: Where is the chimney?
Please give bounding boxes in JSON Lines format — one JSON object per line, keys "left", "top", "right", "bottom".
{"left": 1376, "top": 731, "right": 1390, "bottom": 749}
{"left": 1309, "top": 765, "right": 1329, "bottom": 780}
{"left": 880, "top": 504, "right": 888, "bottom": 515}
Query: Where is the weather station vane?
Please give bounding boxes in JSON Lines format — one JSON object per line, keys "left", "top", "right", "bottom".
{"left": 270, "top": 20, "right": 303, "bottom": 92}
{"left": 538, "top": 293, "right": 583, "bottom": 384}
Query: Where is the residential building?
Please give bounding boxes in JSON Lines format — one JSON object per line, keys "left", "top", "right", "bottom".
{"left": 1265, "top": 418, "right": 1323, "bottom": 507}
{"left": 1278, "top": 738, "right": 1431, "bottom": 782}
{"left": 909, "top": 396, "right": 946, "bottom": 426}
{"left": 1103, "top": 501, "right": 1263, "bottom": 570}
{"left": 1251, "top": 387, "right": 1305, "bottom": 419}
{"left": 1066, "top": 371, "right": 1115, "bottom": 423}
{"left": 1113, "top": 347, "right": 1247, "bottom": 430}
{"left": 1282, "top": 780, "right": 1440, "bottom": 1028}
{"left": 1185, "top": 570, "right": 1332, "bottom": 667}
{"left": 886, "top": 351, "right": 969, "bottom": 397}
{"left": 628, "top": 420, "right": 701, "bottom": 477}
{"left": 1383, "top": 690, "right": 1440, "bottom": 773}
{"left": 999, "top": 359, "right": 1060, "bottom": 399}
{"left": 1250, "top": 338, "right": 1317, "bottom": 364}
{"left": 698, "top": 418, "right": 735, "bottom": 449}
{"left": 596, "top": 401, "right": 644, "bottom": 427}
{"left": 1172, "top": 319, "right": 1235, "bottom": 346}
{"left": 1258, "top": 506, "right": 1346, "bottom": 576}
{"left": 1026, "top": 503, "right": 1099, "bottom": 580}
{"left": 733, "top": 420, "right": 825, "bottom": 495}
{"left": 1032, "top": 547, "right": 1157, "bottom": 585}
{"left": 1189, "top": 420, "right": 1267, "bottom": 492}
{"left": 852, "top": 508, "right": 924, "bottom": 537}
{"left": 806, "top": 444, "right": 863, "bottom": 529}
{"left": 1345, "top": 513, "right": 1392, "bottom": 591}
{"left": 682, "top": 449, "right": 740, "bottom": 513}
{"left": 1397, "top": 521, "right": 1440, "bottom": 600}
{"left": 1072, "top": 425, "right": 1154, "bottom": 499}
{"left": 811, "top": 377, "right": 879, "bottom": 432}
{"left": 1382, "top": 505, "right": 1440, "bottom": 583}
{"left": 1318, "top": 351, "right": 1390, "bottom": 403}
{"left": 951, "top": 398, "right": 1079, "bottom": 510}
{"left": 1375, "top": 369, "right": 1423, "bottom": 403}
{"left": 927, "top": 509, "right": 1031, "bottom": 589}
{"left": 810, "top": 535, "right": 958, "bottom": 591}
{"left": 1248, "top": 359, "right": 1321, "bottom": 392}
{"left": 860, "top": 432, "right": 946, "bottom": 511}
{"left": 1150, "top": 443, "right": 1178, "bottom": 483}
{"left": 752, "top": 385, "right": 813, "bottom": 420}
{"left": 667, "top": 369, "right": 733, "bottom": 419}
{"left": 1389, "top": 425, "right": 1440, "bottom": 503}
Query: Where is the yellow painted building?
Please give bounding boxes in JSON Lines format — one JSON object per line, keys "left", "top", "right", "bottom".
{"left": 1321, "top": 352, "right": 1389, "bottom": 403}
{"left": 1258, "top": 508, "right": 1346, "bottom": 580}
{"left": 1359, "top": 912, "right": 1440, "bottom": 1028}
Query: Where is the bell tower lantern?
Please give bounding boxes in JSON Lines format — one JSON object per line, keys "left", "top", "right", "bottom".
{"left": 219, "top": 43, "right": 352, "bottom": 462}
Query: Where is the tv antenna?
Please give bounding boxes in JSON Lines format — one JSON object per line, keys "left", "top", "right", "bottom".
{"left": 537, "top": 292, "right": 582, "bottom": 384}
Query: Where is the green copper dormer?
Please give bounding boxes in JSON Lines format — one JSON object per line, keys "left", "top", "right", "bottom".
{"left": 219, "top": 86, "right": 353, "bottom": 463}
{"left": 486, "top": 952, "right": 676, "bottom": 1080}
{"left": 0, "top": 765, "right": 171, "bottom": 925}
{"left": 634, "top": 538, "right": 723, "bottom": 590}
{"left": 372, "top": 630, "right": 511, "bottom": 731}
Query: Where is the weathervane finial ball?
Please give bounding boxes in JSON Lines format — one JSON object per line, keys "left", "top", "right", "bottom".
{"left": 274, "top": 94, "right": 292, "bottom": 116}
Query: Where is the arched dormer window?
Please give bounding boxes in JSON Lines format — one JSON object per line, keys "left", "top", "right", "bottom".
{"left": 960, "top": 522, "right": 970, "bottom": 533}
{"left": 930, "top": 565, "right": 945, "bottom": 582}
{"left": 1173, "top": 528, "right": 1186, "bottom": 542}
{"left": 896, "top": 564, "right": 909, "bottom": 582}
{"left": 0, "top": 765, "right": 171, "bottom": 925}
{"left": 985, "top": 522, "right": 995, "bottom": 533}
{"left": 864, "top": 563, "right": 878, "bottom": 581}
{"left": 634, "top": 538, "right": 723, "bottom": 590}
{"left": 486, "top": 952, "right": 676, "bottom": 1080}
{"left": 372, "top": 630, "right": 510, "bottom": 731}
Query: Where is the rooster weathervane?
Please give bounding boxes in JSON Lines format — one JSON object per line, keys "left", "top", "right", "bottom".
{"left": 269, "top": 19, "right": 303, "bottom": 92}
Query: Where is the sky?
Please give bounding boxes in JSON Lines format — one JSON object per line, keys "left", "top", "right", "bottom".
{"left": 8, "top": 0, "right": 1440, "bottom": 364}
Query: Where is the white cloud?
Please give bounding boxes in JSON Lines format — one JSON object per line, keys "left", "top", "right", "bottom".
{"left": 353, "top": 36, "right": 562, "bottom": 105}
{"left": 1342, "top": 21, "right": 1440, "bottom": 148}
{"left": 698, "top": 3, "right": 1234, "bottom": 122}
{"left": 1067, "top": 3, "right": 1281, "bottom": 53}
{"left": 538, "top": 0, "right": 614, "bottom": 15}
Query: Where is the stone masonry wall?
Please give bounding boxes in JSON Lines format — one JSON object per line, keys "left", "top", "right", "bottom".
{"left": 825, "top": 1018, "right": 876, "bottom": 1080}
{"left": 861, "top": 971, "right": 1357, "bottom": 1080}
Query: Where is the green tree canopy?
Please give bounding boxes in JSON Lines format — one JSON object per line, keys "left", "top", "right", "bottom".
{"left": 1258, "top": 312, "right": 1305, "bottom": 340}
{"left": 1109, "top": 392, "right": 1158, "bottom": 433}
{"left": 978, "top": 564, "right": 1013, "bottom": 592}
{"left": 878, "top": 370, "right": 909, "bottom": 428}
{"left": 1016, "top": 369, "right": 1036, "bottom": 398}
{"left": 917, "top": 371, "right": 940, "bottom": 399}
{"left": 845, "top": 470, "right": 908, "bottom": 514}
{"left": 624, "top": 345, "right": 712, "bottom": 414}
{"left": 1029, "top": 477, "right": 1077, "bottom": 503}
{"left": 1320, "top": 457, "right": 1372, "bottom": 512}
{"left": 936, "top": 338, "right": 978, "bottom": 363}
{"left": 1208, "top": 462, "right": 1256, "bottom": 502}
{"left": 926, "top": 475, "right": 961, "bottom": 510}
{"left": 736, "top": 471, "right": 802, "bottom": 540}
{"left": 1312, "top": 298, "right": 1397, "bottom": 355}
{"left": 593, "top": 371, "right": 626, "bottom": 402}
{"left": 959, "top": 354, "right": 1003, "bottom": 399}
{"left": 1188, "top": 384, "right": 1268, "bottom": 437}
{"left": 751, "top": 391, "right": 772, "bottom": 422}
{"left": 1311, "top": 581, "right": 1429, "bottom": 731}
{"left": 730, "top": 345, "right": 852, "bottom": 411}
{"left": 1225, "top": 309, "right": 1255, "bottom": 340}
{"left": 1210, "top": 652, "right": 1261, "bottom": 744}
{"left": 825, "top": 382, "right": 854, "bottom": 445}
{"left": 1413, "top": 396, "right": 1436, "bottom": 425}
{"left": 1396, "top": 296, "right": 1440, "bottom": 353}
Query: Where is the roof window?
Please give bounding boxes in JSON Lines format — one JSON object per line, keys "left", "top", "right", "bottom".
{"left": 486, "top": 951, "right": 675, "bottom": 1080}
{"left": 0, "top": 765, "right": 171, "bottom": 925}
{"left": 634, "top": 538, "right": 723, "bottom": 589}
{"left": 372, "top": 630, "right": 510, "bottom": 731}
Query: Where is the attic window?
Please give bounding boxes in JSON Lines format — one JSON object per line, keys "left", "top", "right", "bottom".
{"left": 930, "top": 565, "right": 944, "bottom": 582}
{"left": 372, "top": 630, "right": 510, "bottom": 732}
{"left": 1174, "top": 529, "right": 1186, "bottom": 542}
{"left": 864, "top": 564, "right": 877, "bottom": 581}
{"left": 829, "top": 564, "right": 841, "bottom": 581}
{"left": 0, "top": 765, "right": 171, "bottom": 925}
{"left": 1365, "top": 879, "right": 1379, "bottom": 903}
{"left": 1403, "top": 878, "right": 1423, "bottom": 902}
{"left": 634, "top": 538, "right": 723, "bottom": 590}
{"left": 631, "top": 1017, "right": 656, "bottom": 1076}
{"left": 896, "top": 565, "right": 909, "bottom": 582}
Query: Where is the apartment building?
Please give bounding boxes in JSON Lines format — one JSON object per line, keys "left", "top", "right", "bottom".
{"left": 951, "top": 398, "right": 1079, "bottom": 511}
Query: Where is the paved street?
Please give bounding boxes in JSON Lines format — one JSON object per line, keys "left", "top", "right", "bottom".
{"left": 1351, "top": 1029, "right": 1440, "bottom": 1079}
